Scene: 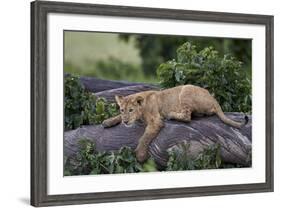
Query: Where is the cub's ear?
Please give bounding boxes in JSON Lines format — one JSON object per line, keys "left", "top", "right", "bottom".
{"left": 134, "top": 96, "right": 144, "bottom": 106}
{"left": 115, "top": 95, "right": 124, "bottom": 106}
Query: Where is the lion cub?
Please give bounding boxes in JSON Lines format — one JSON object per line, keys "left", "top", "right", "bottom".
{"left": 102, "top": 85, "right": 247, "bottom": 162}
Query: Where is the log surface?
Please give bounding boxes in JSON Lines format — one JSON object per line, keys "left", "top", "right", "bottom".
{"left": 64, "top": 113, "right": 252, "bottom": 167}
{"left": 80, "top": 75, "right": 158, "bottom": 93}
{"left": 65, "top": 73, "right": 157, "bottom": 93}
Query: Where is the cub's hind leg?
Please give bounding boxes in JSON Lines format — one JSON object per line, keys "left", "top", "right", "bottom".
{"left": 166, "top": 109, "right": 192, "bottom": 122}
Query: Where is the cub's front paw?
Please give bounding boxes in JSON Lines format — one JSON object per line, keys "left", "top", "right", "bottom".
{"left": 102, "top": 120, "right": 112, "bottom": 128}
{"left": 135, "top": 147, "right": 149, "bottom": 163}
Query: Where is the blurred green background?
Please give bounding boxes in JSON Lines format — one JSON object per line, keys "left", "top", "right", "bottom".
{"left": 64, "top": 31, "right": 251, "bottom": 84}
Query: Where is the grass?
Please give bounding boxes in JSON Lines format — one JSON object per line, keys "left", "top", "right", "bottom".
{"left": 64, "top": 31, "right": 158, "bottom": 83}
{"left": 64, "top": 32, "right": 140, "bottom": 71}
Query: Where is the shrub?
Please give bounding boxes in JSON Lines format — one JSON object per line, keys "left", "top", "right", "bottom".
{"left": 65, "top": 139, "right": 158, "bottom": 175}
{"left": 119, "top": 35, "right": 251, "bottom": 78}
{"left": 64, "top": 139, "right": 249, "bottom": 175}
{"left": 64, "top": 75, "right": 119, "bottom": 130}
{"left": 156, "top": 42, "right": 251, "bottom": 112}
{"left": 166, "top": 142, "right": 222, "bottom": 171}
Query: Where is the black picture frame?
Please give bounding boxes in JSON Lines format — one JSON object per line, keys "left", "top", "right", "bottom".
{"left": 31, "top": 0, "right": 274, "bottom": 206}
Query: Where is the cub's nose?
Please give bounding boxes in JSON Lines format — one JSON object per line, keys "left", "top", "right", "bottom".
{"left": 123, "top": 121, "right": 129, "bottom": 125}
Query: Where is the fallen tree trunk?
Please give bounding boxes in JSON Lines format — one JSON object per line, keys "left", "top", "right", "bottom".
{"left": 64, "top": 113, "right": 252, "bottom": 167}
{"left": 95, "top": 85, "right": 159, "bottom": 103}
{"left": 79, "top": 75, "right": 157, "bottom": 93}
{"left": 65, "top": 73, "right": 157, "bottom": 93}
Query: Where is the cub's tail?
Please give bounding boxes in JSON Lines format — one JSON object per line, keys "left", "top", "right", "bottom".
{"left": 215, "top": 104, "right": 248, "bottom": 128}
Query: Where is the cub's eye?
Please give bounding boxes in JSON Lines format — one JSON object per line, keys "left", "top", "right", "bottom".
{"left": 120, "top": 109, "right": 124, "bottom": 113}
{"left": 129, "top": 109, "right": 134, "bottom": 113}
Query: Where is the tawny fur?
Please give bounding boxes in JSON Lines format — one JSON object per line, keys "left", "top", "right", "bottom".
{"left": 102, "top": 85, "right": 246, "bottom": 162}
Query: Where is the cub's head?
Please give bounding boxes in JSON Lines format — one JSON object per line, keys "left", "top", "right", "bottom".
{"left": 115, "top": 95, "right": 144, "bottom": 126}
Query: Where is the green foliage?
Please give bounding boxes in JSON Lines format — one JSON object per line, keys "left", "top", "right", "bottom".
{"left": 166, "top": 142, "right": 222, "bottom": 171}
{"left": 94, "top": 57, "right": 152, "bottom": 82}
{"left": 91, "top": 57, "right": 157, "bottom": 83}
{"left": 64, "top": 75, "right": 119, "bottom": 130}
{"left": 120, "top": 35, "right": 251, "bottom": 77}
{"left": 156, "top": 42, "right": 251, "bottom": 112}
{"left": 120, "top": 35, "right": 185, "bottom": 76}
{"left": 64, "top": 138, "right": 250, "bottom": 175}
{"left": 65, "top": 139, "right": 158, "bottom": 175}
{"left": 65, "top": 58, "right": 157, "bottom": 84}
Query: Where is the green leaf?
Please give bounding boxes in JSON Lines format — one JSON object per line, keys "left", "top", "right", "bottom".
{"left": 64, "top": 75, "right": 119, "bottom": 130}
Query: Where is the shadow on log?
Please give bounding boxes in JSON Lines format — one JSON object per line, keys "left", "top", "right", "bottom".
{"left": 64, "top": 113, "right": 252, "bottom": 167}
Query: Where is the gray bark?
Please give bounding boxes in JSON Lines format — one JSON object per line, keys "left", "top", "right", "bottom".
{"left": 77, "top": 74, "right": 157, "bottom": 93}
{"left": 64, "top": 113, "right": 252, "bottom": 167}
